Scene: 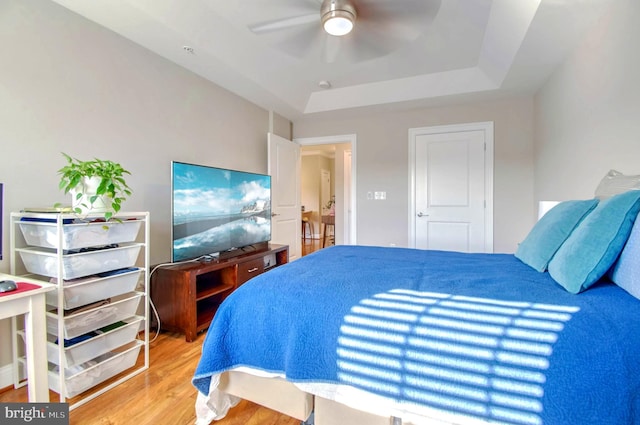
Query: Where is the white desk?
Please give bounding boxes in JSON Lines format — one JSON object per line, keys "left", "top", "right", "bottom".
{"left": 0, "top": 273, "right": 55, "bottom": 402}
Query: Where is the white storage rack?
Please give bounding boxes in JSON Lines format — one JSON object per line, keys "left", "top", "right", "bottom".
{"left": 9, "top": 211, "right": 150, "bottom": 409}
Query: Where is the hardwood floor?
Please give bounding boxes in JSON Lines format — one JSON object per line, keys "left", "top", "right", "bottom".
{"left": 301, "top": 237, "right": 326, "bottom": 256}
{"left": 0, "top": 241, "right": 327, "bottom": 424}
{"left": 0, "top": 331, "right": 299, "bottom": 425}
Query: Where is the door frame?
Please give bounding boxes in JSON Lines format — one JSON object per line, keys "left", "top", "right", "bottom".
{"left": 408, "top": 122, "right": 494, "bottom": 251}
{"left": 294, "top": 134, "right": 357, "bottom": 245}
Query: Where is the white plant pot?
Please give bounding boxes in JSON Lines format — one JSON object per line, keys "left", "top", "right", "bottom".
{"left": 69, "top": 176, "right": 112, "bottom": 215}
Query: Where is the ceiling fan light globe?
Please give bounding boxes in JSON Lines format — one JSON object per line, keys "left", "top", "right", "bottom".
{"left": 322, "top": 11, "right": 355, "bottom": 36}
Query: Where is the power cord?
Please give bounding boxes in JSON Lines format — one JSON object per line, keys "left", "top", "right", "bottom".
{"left": 145, "top": 255, "right": 213, "bottom": 343}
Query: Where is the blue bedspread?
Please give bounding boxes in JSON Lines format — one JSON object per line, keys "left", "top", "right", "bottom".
{"left": 193, "top": 245, "right": 640, "bottom": 424}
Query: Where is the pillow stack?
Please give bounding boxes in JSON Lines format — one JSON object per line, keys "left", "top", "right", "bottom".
{"left": 515, "top": 199, "right": 598, "bottom": 272}
{"left": 517, "top": 190, "right": 640, "bottom": 295}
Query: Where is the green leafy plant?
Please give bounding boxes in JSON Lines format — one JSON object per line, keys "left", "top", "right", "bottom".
{"left": 56, "top": 153, "right": 132, "bottom": 221}
{"left": 325, "top": 195, "right": 336, "bottom": 210}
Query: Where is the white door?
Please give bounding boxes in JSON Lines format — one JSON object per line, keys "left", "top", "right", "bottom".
{"left": 410, "top": 122, "right": 493, "bottom": 253}
{"left": 268, "top": 133, "right": 301, "bottom": 261}
{"left": 320, "top": 169, "right": 331, "bottom": 215}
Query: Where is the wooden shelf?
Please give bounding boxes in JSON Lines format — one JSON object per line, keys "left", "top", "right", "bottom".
{"left": 196, "top": 298, "right": 218, "bottom": 331}
{"left": 195, "top": 283, "right": 235, "bottom": 302}
{"left": 151, "top": 244, "right": 288, "bottom": 342}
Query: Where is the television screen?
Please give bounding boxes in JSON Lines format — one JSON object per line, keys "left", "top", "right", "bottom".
{"left": 171, "top": 161, "right": 271, "bottom": 262}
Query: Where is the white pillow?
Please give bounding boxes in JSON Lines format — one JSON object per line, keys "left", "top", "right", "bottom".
{"left": 595, "top": 170, "right": 640, "bottom": 199}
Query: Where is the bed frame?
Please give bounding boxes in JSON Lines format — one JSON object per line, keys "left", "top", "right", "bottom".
{"left": 217, "top": 371, "right": 313, "bottom": 422}
{"left": 218, "top": 370, "right": 440, "bottom": 425}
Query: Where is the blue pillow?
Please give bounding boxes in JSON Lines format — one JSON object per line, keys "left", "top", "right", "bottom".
{"left": 609, "top": 213, "right": 640, "bottom": 299}
{"left": 515, "top": 199, "right": 598, "bottom": 272}
{"left": 548, "top": 190, "right": 640, "bottom": 294}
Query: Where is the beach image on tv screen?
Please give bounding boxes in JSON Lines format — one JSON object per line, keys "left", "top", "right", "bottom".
{"left": 172, "top": 163, "right": 271, "bottom": 261}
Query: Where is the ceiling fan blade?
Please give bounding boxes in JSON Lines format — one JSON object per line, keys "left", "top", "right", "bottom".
{"left": 249, "top": 13, "right": 318, "bottom": 34}
{"left": 322, "top": 35, "right": 342, "bottom": 63}
{"left": 333, "top": 0, "right": 441, "bottom": 63}
{"left": 358, "top": 0, "right": 441, "bottom": 20}
{"left": 355, "top": 0, "right": 441, "bottom": 41}
{"left": 338, "top": 33, "right": 388, "bottom": 63}
{"left": 273, "top": 23, "right": 325, "bottom": 59}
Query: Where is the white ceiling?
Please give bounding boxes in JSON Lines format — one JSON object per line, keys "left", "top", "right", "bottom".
{"left": 52, "top": 0, "right": 613, "bottom": 120}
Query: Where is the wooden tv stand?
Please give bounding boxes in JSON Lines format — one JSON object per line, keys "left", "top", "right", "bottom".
{"left": 151, "top": 243, "right": 288, "bottom": 342}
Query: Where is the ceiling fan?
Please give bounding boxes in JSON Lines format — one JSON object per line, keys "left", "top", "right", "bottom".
{"left": 248, "top": 0, "right": 441, "bottom": 63}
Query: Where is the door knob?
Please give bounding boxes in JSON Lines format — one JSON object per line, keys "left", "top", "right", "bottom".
{"left": 271, "top": 212, "right": 280, "bottom": 217}
{"left": 417, "top": 212, "right": 428, "bottom": 217}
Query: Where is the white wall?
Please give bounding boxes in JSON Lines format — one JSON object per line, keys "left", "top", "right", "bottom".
{"left": 0, "top": 0, "right": 283, "bottom": 371}
{"left": 294, "top": 97, "right": 535, "bottom": 254}
{"left": 534, "top": 0, "right": 640, "bottom": 201}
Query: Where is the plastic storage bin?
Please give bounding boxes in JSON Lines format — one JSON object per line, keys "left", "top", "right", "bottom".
{"left": 46, "top": 268, "right": 141, "bottom": 310}
{"left": 47, "top": 316, "right": 143, "bottom": 367}
{"left": 18, "top": 219, "right": 142, "bottom": 250}
{"left": 48, "top": 341, "right": 143, "bottom": 398}
{"left": 11, "top": 210, "right": 150, "bottom": 407}
{"left": 47, "top": 293, "right": 143, "bottom": 339}
{"left": 17, "top": 244, "right": 142, "bottom": 280}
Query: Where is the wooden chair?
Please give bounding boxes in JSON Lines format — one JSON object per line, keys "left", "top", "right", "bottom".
{"left": 302, "top": 211, "right": 314, "bottom": 241}
{"left": 321, "top": 215, "right": 335, "bottom": 248}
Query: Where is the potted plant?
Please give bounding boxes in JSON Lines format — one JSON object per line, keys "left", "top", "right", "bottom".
{"left": 56, "top": 153, "right": 132, "bottom": 221}
{"left": 324, "top": 195, "right": 336, "bottom": 216}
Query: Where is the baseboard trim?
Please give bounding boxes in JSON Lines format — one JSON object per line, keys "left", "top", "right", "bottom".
{"left": 0, "top": 363, "right": 14, "bottom": 390}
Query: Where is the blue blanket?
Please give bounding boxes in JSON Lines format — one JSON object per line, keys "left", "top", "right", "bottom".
{"left": 193, "top": 245, "right": 640, "bottom": 424}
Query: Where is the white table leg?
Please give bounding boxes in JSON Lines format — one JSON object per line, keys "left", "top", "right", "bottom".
{"left": 24, "top": 294, "right": 50, "bottom": 402}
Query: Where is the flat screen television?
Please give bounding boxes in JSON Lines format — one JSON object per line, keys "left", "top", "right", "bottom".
{"left": 171, "top": 161, "right": 271, "bottom": 262}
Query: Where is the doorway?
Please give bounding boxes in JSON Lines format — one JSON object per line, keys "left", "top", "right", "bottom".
{"left": 294, "top": 134, "right": 357, "bottom": 248}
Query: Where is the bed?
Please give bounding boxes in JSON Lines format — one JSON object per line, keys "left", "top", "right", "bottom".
{"left": 192, "top": 188, "right": 640, "bottom": 425}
